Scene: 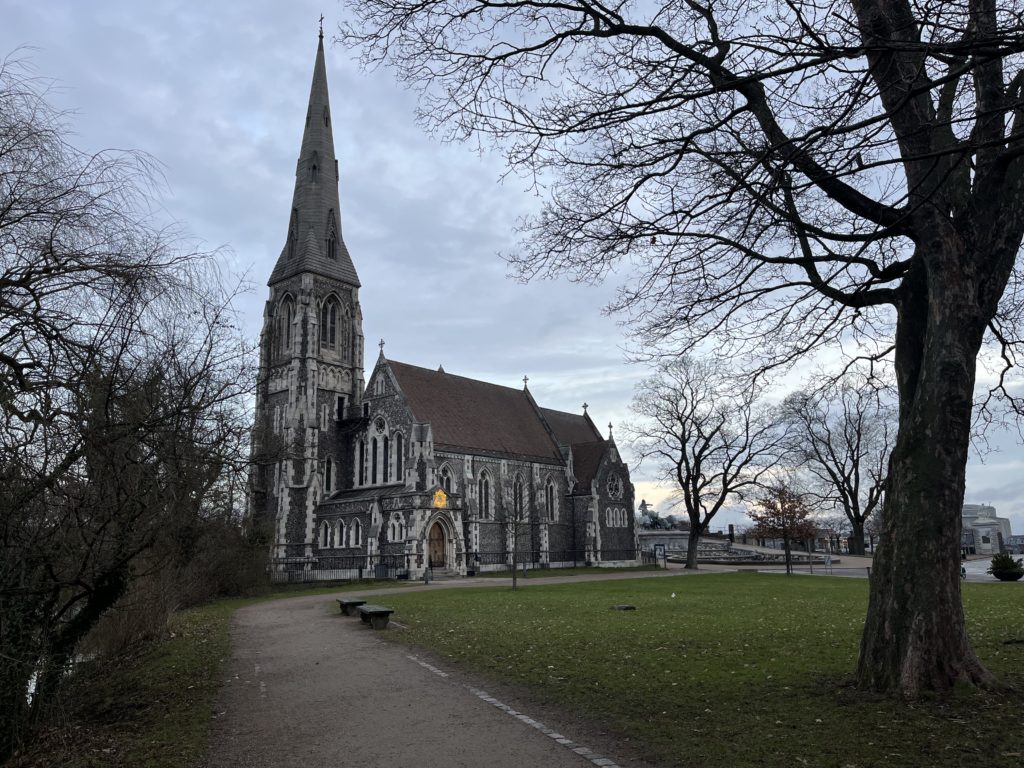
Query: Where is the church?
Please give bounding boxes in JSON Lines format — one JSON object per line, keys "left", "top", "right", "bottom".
{"left": 248, "top": 32, "right": 637, "bottom": 579}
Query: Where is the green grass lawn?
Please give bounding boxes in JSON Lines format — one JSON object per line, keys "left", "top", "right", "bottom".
{"left": 379, "top": 573, "right": 1024, "bottom": 768}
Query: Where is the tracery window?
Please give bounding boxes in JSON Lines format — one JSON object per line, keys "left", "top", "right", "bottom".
{"left": 389, "top": 513, "right": 405, "bottom": 542}
{"left": 440, "top": 465, "right": 453, "bottom": 493}
{"left": 320, "top": 297, "right": 339, "bottom": 348}
{"left": 545, "top": 477, "right": 556, "bottom": 522}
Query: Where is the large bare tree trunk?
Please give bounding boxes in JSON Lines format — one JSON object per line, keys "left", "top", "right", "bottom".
{"left": 684, "top": 523, "right": 703, "bottom": 569}
{"left": 857, "top": 260, "right": 994, "bottom": 695}
{"left": 848, "top": 521, "right": 865, "bottom": 556}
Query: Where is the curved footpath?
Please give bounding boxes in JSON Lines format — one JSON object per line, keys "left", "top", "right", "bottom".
{"left": 199, "top": 569, "right": 714, "bottom": 768}
{"left": 203, "top": 559, "right": 930, "bottom": 767}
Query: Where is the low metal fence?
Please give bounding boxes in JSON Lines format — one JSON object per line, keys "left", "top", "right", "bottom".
{"left": 268, "top": 552, "right": 411, "bottom": 584}
{"left": 268, "top": 547, "right": 651, "bottom": 583}
{"left": 467, "top": 548, "right": 648, "bottom": 575}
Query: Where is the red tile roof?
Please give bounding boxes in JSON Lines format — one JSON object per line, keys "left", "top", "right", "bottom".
{"left": 388, "top": 361, "right": 564, "bottom": 463}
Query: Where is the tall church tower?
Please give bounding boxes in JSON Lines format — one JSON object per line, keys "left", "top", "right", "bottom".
{"left": 249, "top": 30, "right": 364, "bottom": 556}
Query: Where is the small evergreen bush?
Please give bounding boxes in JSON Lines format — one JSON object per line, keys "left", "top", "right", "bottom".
{"left": 987, "top": 552, "right": 1024, "bottom": 581}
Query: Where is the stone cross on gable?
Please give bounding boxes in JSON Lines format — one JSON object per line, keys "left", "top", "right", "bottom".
{"left": 523, "top": 375, "right": 529, "bottom": 388}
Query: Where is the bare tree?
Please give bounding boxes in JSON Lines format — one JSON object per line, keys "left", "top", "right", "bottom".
{"left": 342, "top": 0, "right": 1024, "bottom": 695}
{"left": 627, "top": 357, "right": 786, "bottom": 569}
{"left": 501, "top": 476, "right": 532, "bottom": 591}
{"left": 0, "top": 55, "right": 253, "bottom": 759}
{"left": 749, "top": 483, "right": 819, "bottom": 575}
{"left": 781, "top": 380, "right": 894, "bottom": 555}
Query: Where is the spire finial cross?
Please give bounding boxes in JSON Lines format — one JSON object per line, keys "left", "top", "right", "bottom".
{"left": 378, "top": 338, "right": 385, "bottom": 353}
{"left": 319, "top": 14, "right": 325, "bottom": 39}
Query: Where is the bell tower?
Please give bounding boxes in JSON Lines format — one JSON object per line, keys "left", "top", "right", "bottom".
{"left": 249, "top": 29, "right": 365, "bottom": 556}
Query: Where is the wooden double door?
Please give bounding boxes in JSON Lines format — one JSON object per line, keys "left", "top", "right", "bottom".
{"left": 428, "top": 521, "right": 446, "bottom": 568}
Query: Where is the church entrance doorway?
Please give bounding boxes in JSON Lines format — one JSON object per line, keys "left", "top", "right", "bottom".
{"left": 428, "top": 522, "right": 446, "bottom": 568}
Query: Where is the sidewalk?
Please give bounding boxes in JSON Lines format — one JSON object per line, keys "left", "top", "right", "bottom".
{"left": 200, "top": 588, "right": 658, "bottom": 768}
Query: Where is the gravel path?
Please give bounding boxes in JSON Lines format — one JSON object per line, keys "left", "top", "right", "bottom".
{"left": 199, "top": 586, "right": 664, "bottom": 768}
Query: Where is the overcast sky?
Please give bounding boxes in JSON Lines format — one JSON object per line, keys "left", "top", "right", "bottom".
{"left": 5, "top": 1, "right": 1022, "bottom": 537}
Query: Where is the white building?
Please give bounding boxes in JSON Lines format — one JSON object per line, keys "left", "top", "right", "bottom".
{"left": 962, "top": 504, "right": 1013, "bottom": 555}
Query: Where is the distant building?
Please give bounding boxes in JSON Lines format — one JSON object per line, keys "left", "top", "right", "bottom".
{"left": 961, "top": 504, "right": 1013, "bottom": 555}
{"left": 1005, "top": 535, "right": 1024, "bottom": 555}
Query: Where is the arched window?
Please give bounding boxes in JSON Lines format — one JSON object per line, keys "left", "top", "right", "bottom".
{"left": 440, "top": 465, "right": 453, "bottom": 493}
{"left": 350, "top": 518, "right": 362, "bottom": 547}
{"left": 339, "top": 306, "right": 350, "bottom": 363}
{"left": 320, "top": 297, "right": 339, "bottom": 348}
{"left": 278, "top": 296, "right": 294, "bottom": 355}
{"left": 545, "top": 477, "right": 556, "bottom": 521}
{"left": 371, "top": 438, "right": 378, "bottom": 484}
{"left": 336, "top": 519, "right": 347, "bottom": 547}
{"left": 357, "top": 440, "right": 366, "bottom": 486}
{"left": 382, "top": 437, "right": 390, "bottom": 483}
{"left": 394, "top": 432, "right": 404, "bottom": 478}
{"left": 323, "top": 105, "right": 330, "bottom": 127}
{"left": 513, "top": 475, "right": 524, "bottom": 519}
{"left": 478, "top": 471, "right": 490, "bottom": 519}
{"left": 389, "top": 513, "right": 404, "bottom": 542}
{"left": 319, "top": 521, "right": 330, "bottom": 549}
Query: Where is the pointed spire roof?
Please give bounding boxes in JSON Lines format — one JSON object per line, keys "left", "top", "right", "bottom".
{"left": 269, "top": 32, "right": 360, "bottom": 287}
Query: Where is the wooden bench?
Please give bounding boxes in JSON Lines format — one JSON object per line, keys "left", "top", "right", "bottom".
{"left": 337, "top": 598, "right": 366, "bottom": 616}
{"left": 357, "top": 604, "right": 395, "bottom": 630}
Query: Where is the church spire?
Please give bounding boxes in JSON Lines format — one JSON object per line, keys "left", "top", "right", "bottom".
{"left": 269, "top": 31, "right": 359, "bottom": 287}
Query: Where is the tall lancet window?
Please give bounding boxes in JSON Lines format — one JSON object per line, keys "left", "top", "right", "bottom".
{"left": 339, "top": 306, "right": 350, "bottom": 363}
{"left": 278, "top": 296, "right": 295, "bottom": 355}
{"left": 326, "top": 210, "right": 338, "bottom": 261}
{"left": 320, "top": 297, "right": 338, "bottom": 349}
{"left": 310, "top": 151, "right": 320, "bottom": 182}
